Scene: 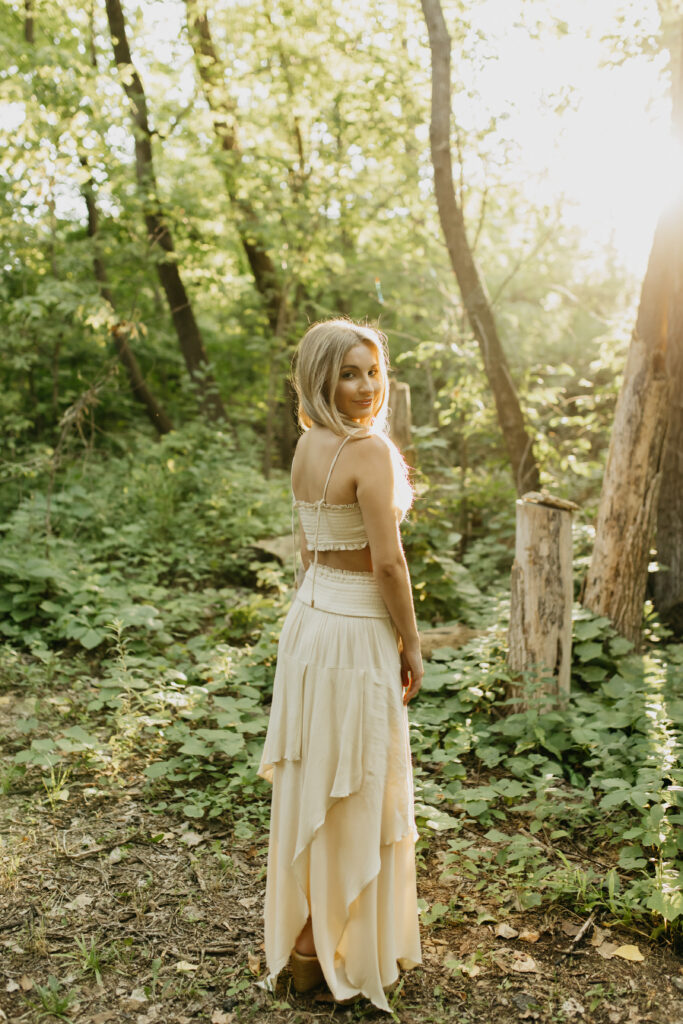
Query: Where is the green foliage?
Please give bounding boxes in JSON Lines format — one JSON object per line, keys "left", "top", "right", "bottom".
{"left": 0, "top": 0, "right": 637, "bottom": 503}
{"left": 410, "top": 614, "right": 683, "bottom": 928}
{"left": 0, "top": 422, "right": 290, "bottom": 652}
{"left": 32, "top": 975, "right": 75, "bottom": 1020}
{"left": 402, "top": 468, "right": 515, "bottom": 626}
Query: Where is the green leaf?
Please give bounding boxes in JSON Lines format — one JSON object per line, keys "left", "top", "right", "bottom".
{"left": 476, "top": 910, "right": 496, "bottom": 924}
{"left": 62, "top": 725, "right": 103, "bottom": 748}
{"left": 599, "top": 788, "right": 630, "bottom": 810}
{"left": 80, "top": 628, "right": 106, "bottom": 650}
{"left": 476, "top": 745, "right": 505, "bottom": 768}
{"left": 576, "top": 665, "right": 607, "bottom": 682}
{"left": 144, "top": 761, "right": 175, "bottom": 779}
{"left": 484, "top": 828, "right": 509, "bottom": 843}
{"left": 430, "top": 647, "right": 459, "bottom": 662}
{"left": 609, "top": 637, "right": 633, "bottom": 657}
{"left": 178, "top": 738, "right": 213, "bottom": 757}
{"left": 458, "top": 800, "right": 490, "bottom": 818}
{"left": 574, "top": 620, "right": 605, "bottom": 641}
{"left": 32, "top": 738, "right": 56, "bottom": 751}
{"left": 421, "top": 666, "right": 454, "bottom": 692}
{"left": 574, "top": 641, "right": 603, "bottom": 662}
{"left": 415, "top": 804, "right": 460, "bottom": 831}
{"left": 182, "top": 803, "right": 206, "bottom": 819}
{"left": 618, "top": 846, "right": 647, "bottom": 870}
{"left": 645, "top": 888, "right": 683, "bottom": 922}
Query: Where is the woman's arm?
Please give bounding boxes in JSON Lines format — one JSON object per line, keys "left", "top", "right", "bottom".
{"left": 355, "top": 437, "right": 422, "bottom": 703}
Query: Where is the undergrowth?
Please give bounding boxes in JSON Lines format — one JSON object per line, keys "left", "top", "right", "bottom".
{"left": 1, "top": 423, "right": 682, "bottom": 945}
{"left": 411, "top": 611, "right": 683, "bottom": 934}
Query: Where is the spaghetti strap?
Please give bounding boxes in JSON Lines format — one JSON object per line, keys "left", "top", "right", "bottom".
{"left": 310, "top": 436, "right": 352, "bottom": 607}
{"left": 291, "top": 436, "right": 355, "bottom": 597}
{"left": 320, "top": 435, "right": 352, "bottom": 504}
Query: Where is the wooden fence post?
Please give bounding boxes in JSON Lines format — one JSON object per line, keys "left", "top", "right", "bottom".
{"left": 507, "top": 492, "right": 579, "bottom": 709}
{"left": 389, "top": 379, "right": 414, "bottom": 462}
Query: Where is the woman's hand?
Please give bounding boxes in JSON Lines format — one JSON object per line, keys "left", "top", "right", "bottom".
{"left": 400, "top": 642, "right": 423, "bottom": 705}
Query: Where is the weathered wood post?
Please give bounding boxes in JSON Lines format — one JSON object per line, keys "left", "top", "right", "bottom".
{"left": 389, "top": 379, "right": 414, "bottom": 463}
{"left": 508, "top": 492, "right": 579, "bottom": 709}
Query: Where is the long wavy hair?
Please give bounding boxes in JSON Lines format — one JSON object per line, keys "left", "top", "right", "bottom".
{"left": 293, "top": 318, "right": 389, "bottom": 437}
{"left": 292, "top": 317, "right": 413, "bottom": 515}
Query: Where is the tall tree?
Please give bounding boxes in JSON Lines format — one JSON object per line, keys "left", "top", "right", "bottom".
{"left": 104, "top": 0, "right": 226, "bottom": 422}
{"left": 184, "top": 0, "right": 308, "bottom": 473}
{"left": 81, "top": 169, "right": 174, "bottom": 436}
{"left": 583, "top": 26, "right": 683, "bottom": 643}
{"left": 654, "top": 369, "right": 683, "bottom": 633}
{"left": 653, "top": 27, "right": 683, "bottom": 636}
{"left": 23, "top": 4, "right": 173, "bottom": 438}
{"left": 582, "top": 208, "right": 683, "bottom": 642}
{"left": 184, "top": 0, "right": 284, "bottom": 336}
{"left": 419, "top": 0, "right": 541, "bottom": 496}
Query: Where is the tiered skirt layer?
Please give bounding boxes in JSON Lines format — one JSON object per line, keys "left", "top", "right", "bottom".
{"left": 258, "top": 565, "right": 421, "bottom": 1012}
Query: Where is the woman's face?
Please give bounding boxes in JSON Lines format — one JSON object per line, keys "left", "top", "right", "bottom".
{"left": 333, "top": 342, "right": 383, "bottom": 422}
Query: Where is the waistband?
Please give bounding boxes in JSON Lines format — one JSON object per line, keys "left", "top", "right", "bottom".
{"left": 296, "top": 563, "right": 389, "bottom": 618}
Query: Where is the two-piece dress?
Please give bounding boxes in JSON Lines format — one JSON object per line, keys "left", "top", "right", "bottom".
{"left": 258, "top": 435, "right": 421, "bottom": 1012}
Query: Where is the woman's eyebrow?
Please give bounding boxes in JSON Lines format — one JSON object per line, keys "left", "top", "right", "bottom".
{"left": 341, "top": 362, "right": 379, "bottom": 370}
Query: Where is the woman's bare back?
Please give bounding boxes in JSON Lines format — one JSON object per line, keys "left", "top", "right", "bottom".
{"left": 291, "top": 427, "right": 373, "bottom": 572}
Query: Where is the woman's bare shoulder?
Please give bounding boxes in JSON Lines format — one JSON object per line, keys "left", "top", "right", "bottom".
{"left": 291, "top": 429, "right": 319, "bottom": 462}
{"left": 350, "top": 434, "right": 393, "bottom": 473}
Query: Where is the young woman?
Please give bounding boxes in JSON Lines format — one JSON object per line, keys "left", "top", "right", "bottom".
{"left": 258, "top": 318, "right": 423, "bottom": 1012}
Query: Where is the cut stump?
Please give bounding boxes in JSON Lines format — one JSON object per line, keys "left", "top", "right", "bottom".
{"left": 508, "top": 492, "right": 578, "bottom": 709}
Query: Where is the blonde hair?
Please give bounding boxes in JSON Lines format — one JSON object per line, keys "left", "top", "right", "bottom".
{"left": 292, "top": 317, "right": 413, "bottom": 515}
{"left": 293, "top": 318, "right": 390, "bottom": 437}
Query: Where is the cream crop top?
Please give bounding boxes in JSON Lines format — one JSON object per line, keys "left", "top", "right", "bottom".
{"left": 292, "top": 435, "right": 369, "bottom": 606}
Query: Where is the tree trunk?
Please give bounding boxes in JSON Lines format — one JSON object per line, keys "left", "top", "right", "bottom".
{"left": 653, "top": 28, "right": 683, "bottom": 636}
{"left": 582, "top": 208, "right": 683, "bottom": 643}
{"left": 104, "top": 0, "right": 225, "bottom": 422}
{"left": 389, "top": 379, "right": 414, "bottom": 463}
{"left": 653, "top": 366, "right": 683, "bottom": 633}
{"left": 184, "top": 0, "right": 283, "bottom": 334}
{"left": 186, "top": 0, "right": 305, "bottom": 469}
{"left": 82, "top": 173, "right": 174, "bottom": 436}
{"left": 508, "top": 494, "right": 576, "bottom": 708}
{"left": 419, "top": 0, "right": 540, "bottom": 496}
{"left": 262, "top": 294, "right": 291, "bottom": 478}
{"left": 584, "top": 24, "right": 683, "bottom": 644}
{"left": 24, "top": 0, "right": 34, "bottom": 43}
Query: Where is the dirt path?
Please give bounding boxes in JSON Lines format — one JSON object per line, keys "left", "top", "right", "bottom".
{"left": 2, "top": 689, "right": 683, "bottom": 1024}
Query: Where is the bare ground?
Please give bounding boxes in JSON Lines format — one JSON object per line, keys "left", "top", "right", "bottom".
{"left": 1, "top": 689, "right": 683, "bottom": 1024}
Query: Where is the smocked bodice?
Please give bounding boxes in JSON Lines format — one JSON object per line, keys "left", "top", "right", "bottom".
{"left": 294, "top": 499, "right": 368, "bottom": 551}
{"left": 292, "top": 436, "right": 369, "bottom": 606}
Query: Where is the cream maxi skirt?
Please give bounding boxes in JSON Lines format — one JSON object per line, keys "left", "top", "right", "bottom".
{"left": 258, "top": 564, "right": 422, "bottom": 1012}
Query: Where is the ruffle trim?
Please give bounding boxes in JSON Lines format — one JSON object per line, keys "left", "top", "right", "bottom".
{"left": 309, "top": 564, "right": 375, "bottom": 579}
{"left": 305, "top": 542, "right": 369, "bottom": 552}
{"left": 293, "top": 499, "right": 361, "bottom": 510}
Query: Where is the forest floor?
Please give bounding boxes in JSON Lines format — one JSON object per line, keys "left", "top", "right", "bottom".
{"left": 2, "top": 685, "right": 683, "bottom": 1024}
